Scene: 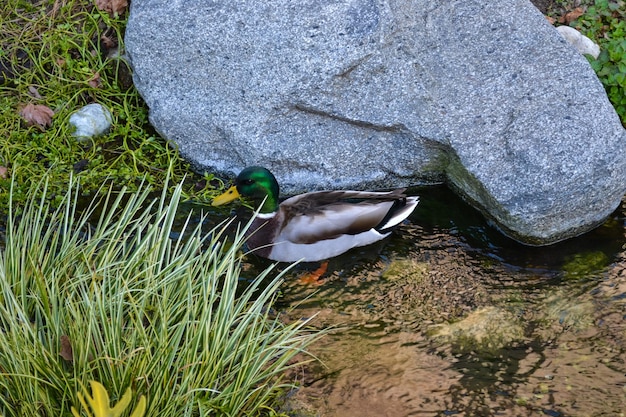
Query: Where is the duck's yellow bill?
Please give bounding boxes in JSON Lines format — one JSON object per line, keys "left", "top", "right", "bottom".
{"left": 211, "top": 185, "right": 241, "bottom": 206}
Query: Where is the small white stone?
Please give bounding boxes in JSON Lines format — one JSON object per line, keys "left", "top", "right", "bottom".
{"left": 556, "top": 26, "right": 600, "bottom": 59}
{"left": 69, "top": 103, "right": 113, "bottom": 140}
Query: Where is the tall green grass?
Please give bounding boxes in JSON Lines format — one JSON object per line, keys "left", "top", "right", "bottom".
{"left": 0, "top": 177, "right": 322, "bottom": 416}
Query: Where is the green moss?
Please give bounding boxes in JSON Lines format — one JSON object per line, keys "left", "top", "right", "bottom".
{"left": 562, "top": 251, "right": 610, "bottom": 279}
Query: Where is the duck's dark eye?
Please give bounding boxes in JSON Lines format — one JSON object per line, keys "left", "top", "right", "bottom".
{"left": 241, "top": 179, "right": 255, "bottom": 186}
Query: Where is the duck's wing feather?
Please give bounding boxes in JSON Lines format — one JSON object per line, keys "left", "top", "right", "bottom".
{"left": 278, "top": 190, "right": 417, "bottom": 244}
{"left": 280, "top": 190, "right": 407, "bottom": 213}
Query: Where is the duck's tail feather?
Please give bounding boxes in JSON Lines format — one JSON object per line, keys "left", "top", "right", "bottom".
{"left": 375, "top": 196, "right": 419, "bottom": 233}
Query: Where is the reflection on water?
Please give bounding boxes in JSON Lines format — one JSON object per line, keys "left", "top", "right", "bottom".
{"left": 274, "top": 186, "right": 626, "bottom": 417}
{"left": 194, "top": 185, "right": 626, "bottom": 416}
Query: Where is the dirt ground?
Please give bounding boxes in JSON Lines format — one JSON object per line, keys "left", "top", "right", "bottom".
{"left": 530, "top": 0, "right": 591, "bottom": 16}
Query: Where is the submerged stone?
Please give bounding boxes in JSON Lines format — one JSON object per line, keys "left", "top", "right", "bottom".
{"left": 382, "top": 258, "right": 427, "bottom": 282}
{"left": 429, "top": 307, "right": 524, "bottom": 353}
{"left": 562, "top": 251, "right": 610, "bottom": 280}
{"left": 542, "top": 290, "right": 595, "bottom": 331}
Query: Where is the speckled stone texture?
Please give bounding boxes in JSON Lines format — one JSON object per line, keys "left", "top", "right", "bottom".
{"left": 125, "top": 0, "right": 626, "bottom": 244}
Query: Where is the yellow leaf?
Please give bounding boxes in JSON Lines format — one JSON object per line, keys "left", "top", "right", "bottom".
{"left": 75, "top": 392, "right": 93, "bottom": 417}
{"left": 86, "top": 381, "right": 111, "bottom": 417}
{"left": 73, "top": 380, "right": 146, "bottom": 417}
{"left": 109, "top": 386, "right": 132, "bottom": 416}
{"left": 129, "top": 396, "right": 147, "bottom": 417}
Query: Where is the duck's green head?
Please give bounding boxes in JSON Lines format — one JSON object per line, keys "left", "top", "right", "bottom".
{"left": 211, "top": 166, "right": 280, "bottom": 213}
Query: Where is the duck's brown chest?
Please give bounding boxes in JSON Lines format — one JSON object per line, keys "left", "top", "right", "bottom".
{"left": 244, "top": 215, "right": 282, "bottom": 259}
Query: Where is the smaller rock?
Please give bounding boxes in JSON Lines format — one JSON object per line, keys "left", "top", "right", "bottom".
{"left": 428, "top": 307, "right": 524, "bottom": 354}
{"left": 382, "top": 259, "right": 428, "bottom": 282}
{"left": 542, "top": 289, "right": 595, "bottom": 331}
{"left": 69, "top": 103, "right": 112, "bottom": 140}
{"left": 556, "top": 26, "right": 600, "bottom": 58}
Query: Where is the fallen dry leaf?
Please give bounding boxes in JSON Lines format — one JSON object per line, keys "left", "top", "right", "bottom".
{"left": 28, "top": 85, "right": 42, "bottom": 99}
{"left": 73, "top": 159, "right": 89, "bottom": 173}
{"left": 20, "top": 103, "right": 54, "bottom": 128}
{"left": 95, "top": 0, "right": 128, "bottom": 16}
{"left": 88, "top": 72, "right": 102, "bottom": 88}
{"left": 560, "top": 7, "right": 585, "bottom": 24}
{"left": 101, "top": 33, "right": 116, "bottom": 50}
{"left": 545, "top": 15, "right": 556, "bottom": 25}
{"left": 60, "top": 335, "right": 74, "bottom": 362}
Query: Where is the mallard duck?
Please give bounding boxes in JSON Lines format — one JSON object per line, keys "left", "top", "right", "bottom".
{"left": 212, "top": 167, "right": 419, "bottom": 262}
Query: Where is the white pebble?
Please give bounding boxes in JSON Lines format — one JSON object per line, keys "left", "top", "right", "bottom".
{"left": 69, "top": 103, "right": 113, "bottom": 140}
{"left": 556, "top": 26, "right": 600, "bottom": 59}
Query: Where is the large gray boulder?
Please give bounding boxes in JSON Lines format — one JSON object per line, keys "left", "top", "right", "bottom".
{"left": 125, "top": 0, "right": 626, "bottom": 245}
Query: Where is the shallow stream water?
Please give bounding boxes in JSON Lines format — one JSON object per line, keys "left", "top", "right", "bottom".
{"left": 198, "top": 185, "right": 626, "bottom": 417}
